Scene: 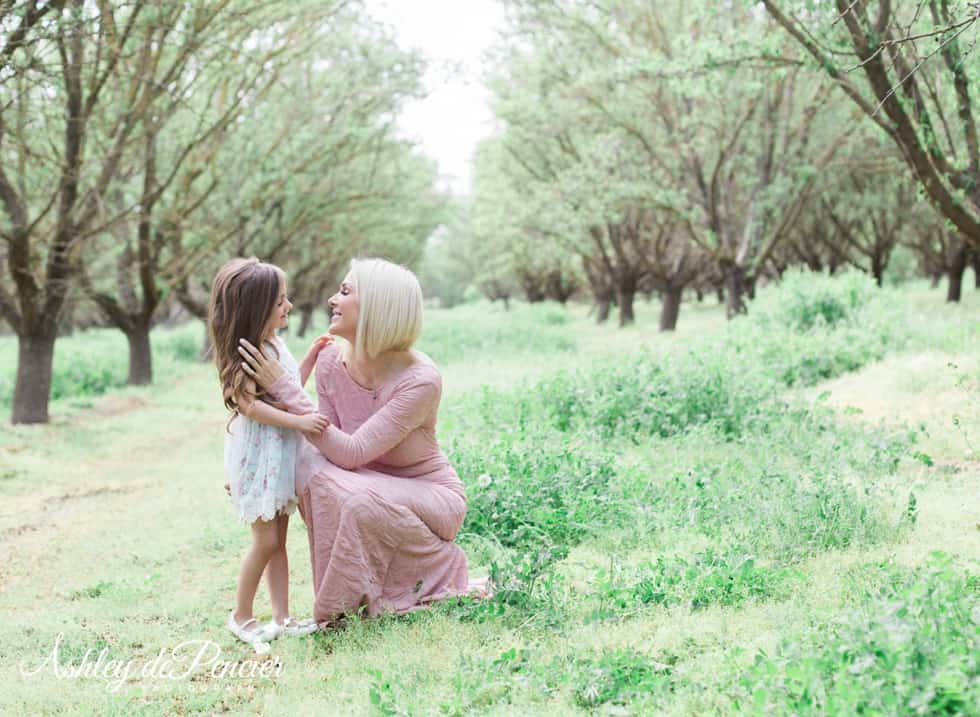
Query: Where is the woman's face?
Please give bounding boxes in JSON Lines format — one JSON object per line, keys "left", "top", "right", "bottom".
{"left": 327, "top": 274, "right": 358, "bottom": 340}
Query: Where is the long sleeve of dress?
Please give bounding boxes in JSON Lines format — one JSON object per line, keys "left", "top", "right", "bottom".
{"left": 267, "top": 372, "right": 316, "bottom": 414}
{"left": 315, "top": 380, "right": 439, "bottom": 470}
{"left": 267, "top": 362, "right": 440, "bottom": 471}
{"left": 266, "top": 350, "right": 338, "bottom": 421}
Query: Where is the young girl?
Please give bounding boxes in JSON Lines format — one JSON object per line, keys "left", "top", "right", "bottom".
{"left": 207, "top": 257, "right": 332, "bottom": 646}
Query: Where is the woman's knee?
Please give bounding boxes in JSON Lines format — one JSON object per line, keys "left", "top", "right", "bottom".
{"left": 311, "top": 470, "right": 352, "bottom": 501}
{"left": 431, "top": 496, "right": 466, "bottom": 542}
{"left": 338, "top": 493, "right": 380, "bottom": 529}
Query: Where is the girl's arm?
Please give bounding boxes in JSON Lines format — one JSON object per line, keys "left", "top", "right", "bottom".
{"left": 237, "top": 379, "right": 328, "bottom": 434}
{"left": 299, "top": 359, "right": 314, "bottom": 388}
{"left": 299, "top": 334, "right": 333, "bottom": 386}
{"left": 239, "top": 337, "right": 317, "bottom": 414}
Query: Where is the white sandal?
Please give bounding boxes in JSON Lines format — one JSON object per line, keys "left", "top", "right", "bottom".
{"left": 228, "top": 611, "right": 278, "bottom": 648}
{"left": 267, "top": 615, "right": 318, "bottom": 638}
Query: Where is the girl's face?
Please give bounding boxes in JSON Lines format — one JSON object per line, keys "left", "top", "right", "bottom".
{"left": 327, "top": 274, "right": 358, "bottom": 341}
{"left": 262, "top": 277, "right": 292, "bottom": 339}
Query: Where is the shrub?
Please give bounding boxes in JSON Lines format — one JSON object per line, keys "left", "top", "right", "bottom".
{"left": 732, "top": 553, "right": 980, "bottom": 715}
{"left": 470, "top": 272, "right": 907, "bottom": 450}
{"left": 48, "top": 334, "right": 130, "bottom": 402}
{"left": 571, "top": 648, "right": 674, "bottom": 709}
{"left": 450, "top": 272, "right": 912, "bottom": 570}
{"left": 588, "top": 550, "right": 801, "bottom": 619}
{"left": 415, "top": 302, "right": 574, "bottom": 366}
{"left": 753, "top": 269, "right": 879, "bottom": 332}
{"left": 643, "top": 455, "right": 899, "bottom": 562}
{"left": 453, "top": 430, "right": 618, "bottom": 549}
{"left": 442, "top": 646, "right": 675, "bottom": 713}
{"left": 155, "top": 324, "right": 202, "bottom": 362}
{"left": 533, "top": 348, "right": 774, "bottom": 441}
{"left": 0, "top": 323, "right": 205, "bottom": 408}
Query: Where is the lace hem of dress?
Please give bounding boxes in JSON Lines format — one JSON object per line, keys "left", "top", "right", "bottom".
{"left": 235, "top": 494, "right": 300, "bottom": 525}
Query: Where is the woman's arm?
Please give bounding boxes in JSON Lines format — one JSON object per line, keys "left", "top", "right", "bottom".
{"left": 240, "top": 337, "right": 439, "bottom": 468}
{"left": 237, "top": 378, "right": 328, "bottom": 434}
{"left": 306, "top": 378, "right": 440, "bottom": 470}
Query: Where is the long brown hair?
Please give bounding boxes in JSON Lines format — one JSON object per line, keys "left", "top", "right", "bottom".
{"left": 207, "top": 257, "right": 284, "bottom": 420}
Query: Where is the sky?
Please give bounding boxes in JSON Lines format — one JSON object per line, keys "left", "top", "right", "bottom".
{"left": 364, "top": 0, "right": 505, "bottom": 195}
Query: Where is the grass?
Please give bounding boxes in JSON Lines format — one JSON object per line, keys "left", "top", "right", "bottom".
{"left": 0, "top": 276, "right": 978, "bottom": 715}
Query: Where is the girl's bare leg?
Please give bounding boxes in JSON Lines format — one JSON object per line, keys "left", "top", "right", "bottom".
{"left": 265, "top": 513, "right": 290, "bottom": 623}
{"left": 234, "top": 518, "right": 281, "bottom": 624}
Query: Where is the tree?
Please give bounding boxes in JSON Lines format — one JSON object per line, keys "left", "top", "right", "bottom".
{"left": 761, "top": 1, "right": 980, "bottom": 256}
{"left": 0, "top": 1, "right": 192, "bottom": 421}
{"left": 481, "top": 0, "right": 852, "bottom": 322}
{"left": 75, "top": 2, "right": 334, "bottom": 385}
{"left": 815, "top": 157, "right": 918, "bottom": 286}
{"left": 0, "top": 0, "right": 444, "bottom": 420}
{"left": 902, "top": 219, "right": 972, "bottom": 299}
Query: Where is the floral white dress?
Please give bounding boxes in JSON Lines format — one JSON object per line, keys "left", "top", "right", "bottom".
{"left": 224, "top": 336, "right": 301, "bottom": 524}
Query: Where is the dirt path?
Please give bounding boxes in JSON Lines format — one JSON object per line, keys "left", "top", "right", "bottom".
{"left": 808, "top": 350, "right": 980, "bottom": 565}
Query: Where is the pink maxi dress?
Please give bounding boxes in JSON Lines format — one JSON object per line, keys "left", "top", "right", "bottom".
{"left": 266, "top": 344, "right": 487, "bottom": 623}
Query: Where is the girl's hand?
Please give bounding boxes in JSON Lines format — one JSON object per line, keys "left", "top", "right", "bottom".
{"left": 295, "top": 412, "right": 329, "bottom": 435}
{"left": 298, "top": 334, "right": 332, "bottom": 387}
{"left": 311, "top": 333, "right": 334, "bottom": 353}
{"left": 239, "top": 339, "right": 284, "bottom": 388}
{"left": 299, "top": 334, "right": 332, "bottom": 387}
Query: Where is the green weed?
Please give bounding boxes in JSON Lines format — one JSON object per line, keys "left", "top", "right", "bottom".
{"left": 731, "top": 553, "right": 980, "bottom": 715}
{"left": 587, "top": 551, "right": 801, "bottom": 621}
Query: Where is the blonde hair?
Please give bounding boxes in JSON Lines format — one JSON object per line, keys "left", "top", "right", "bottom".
{"left": 348, "top": 258, "right": 423, "bottom": 360}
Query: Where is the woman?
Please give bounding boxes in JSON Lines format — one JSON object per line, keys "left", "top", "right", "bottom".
{"left": 238, "top": 258, "right": 487, "bottom": 625}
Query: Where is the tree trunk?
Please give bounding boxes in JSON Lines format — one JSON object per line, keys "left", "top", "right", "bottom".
{"left": 519, "top": 272, "right": 547, "bottom": 302}
{"left": 972, "top": 251, "right": 980, "bottom": 289}
{"left": 545, "top": 270, "right": 577, "bottom": 304}
{"left": 592, "top": 281, "right": 615, "bottom": 323}
{"left": 125, "top": 325, "right": 153, "bottom": 385}
{"left": 11, "top": 332, "right": 57, "bottom": 424}
{"left": 722, "top": 263, "right": 748, "bottom": 318}
{"left": 617, "top": 275, "right": 637, "bottom": 327}
{"left": 297, "top": 303, "right": 314, "bottom": 338}
{"left": 57, "top": 301, "right": 75, "bottom": 337}
{"left": 871, "top": 253, "right": 886, "bottom": 287}
{"left": 946, "top": 240, "right": 968, "bottom": 303}
{"left": 659, "top": 284, "right": 683, "bottom": 332}
{"left": 930, "top": 273, "right": 941, "bottom": 289}
{"left": 595, "top": 296, "right": 611, "bottom": 323}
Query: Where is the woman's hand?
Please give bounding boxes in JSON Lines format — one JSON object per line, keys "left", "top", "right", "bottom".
{"left": 238, "top": 338, "right": 285, "bottom": 388}
{"left": 294, "top": 412, "right": 329, "bottom": 436}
